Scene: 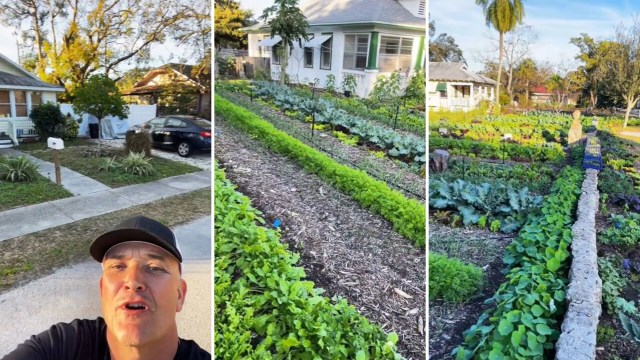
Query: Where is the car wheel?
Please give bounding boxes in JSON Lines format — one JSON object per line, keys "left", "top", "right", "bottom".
{"left": 177, "top": 141, "right": 192, "bottom": 157}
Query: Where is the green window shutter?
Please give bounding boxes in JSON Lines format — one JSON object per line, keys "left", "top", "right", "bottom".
{"left": 366, "top": 32, "right": 379, "bottom": 70}
{"left": 436, "top": 82, "right": 446, "bottom": 91}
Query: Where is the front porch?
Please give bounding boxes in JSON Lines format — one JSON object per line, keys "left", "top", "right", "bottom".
{"left": 0, "top": 118, "right": 37, "bottom": 148}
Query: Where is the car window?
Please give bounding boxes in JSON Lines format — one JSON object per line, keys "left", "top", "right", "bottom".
{"left": 149, "top": 118, "right": 166, "bottom": 129}
{"left": 166, "top": 118, "right": 188, "bottom": 128}
{"left": 191, "top": 119, "right": 211, "bottom": 128}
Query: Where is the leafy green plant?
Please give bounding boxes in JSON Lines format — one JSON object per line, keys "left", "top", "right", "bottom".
{"left": 214, "top": 164, "right": 402, "bottom": 359}
{"left": 599, "top": 256, "right": 628, "bottom": 315}
{"left": 325, "top": 74, "right": 336, "bottom": 94}
{"left": 120, "top": 152, "right": 154, "bottom": 176}
{"left": 341, "top": 73, "right": 358, "bottom": 95}
{"left": 600, "top": 213, "right": 640, "bottom": 247}
{"left": 478, "top": 216, "right": 487, "bottom": 229}
{"left": 429, "top": 252, "right": 484, "bottom": 303}
{"left": 0, "top": 155, "right": 40, "bottom": 182}
{"left": 98, "top": 156, "right": 119, "bottom": 172}
{"left": 453, "top": 167, "right": 584, "bottom": 360}
{"left": 489, "top": 219, "right": 501, "bottom": 232}
{"left": 596, "top": 325, "right": 616, "bottom": 344}
{"left": 619, "top": 312, "right": 640, "bottom": 344}
{"left": 333, "top": 131, "right": 359, "bottom": 146}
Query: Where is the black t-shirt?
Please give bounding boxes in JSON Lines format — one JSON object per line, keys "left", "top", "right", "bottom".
{"left": 2, "top": 317, "right": 210, "bottom": 360}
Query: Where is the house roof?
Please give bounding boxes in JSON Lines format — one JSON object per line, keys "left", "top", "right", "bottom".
{"left": 128, "top": 63, "right": 207, "bottom": 91}
{"left": 300, "top": 0, "right": 424, "bottom": 29}
{"left": 241, "top": 0, "right": 425, "bottom": 31}
{"left": 531, "top": 85, "right": 550, "bottom": 94}
{"left": 0, "top": 71, "right": 65, "bottom": 91}
{"left": 429, "top": 62, "right": 497, "bottom": 85}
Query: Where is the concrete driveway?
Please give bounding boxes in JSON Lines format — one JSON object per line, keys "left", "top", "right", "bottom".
{"left": 0, "top": 216, "right": 211, "bottom": 357}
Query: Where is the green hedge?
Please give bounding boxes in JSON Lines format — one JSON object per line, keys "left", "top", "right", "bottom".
{"left": 215, "top": 94, "right": 426, "bottom": 247}
{"left": 453, "top": 166, "right": 584, "bottom": 359}
{"left": 429, "top": 252, "right": 484, "bottom": 303}
{"left": 214, "top": 164, "right": 402, "bottom": 359}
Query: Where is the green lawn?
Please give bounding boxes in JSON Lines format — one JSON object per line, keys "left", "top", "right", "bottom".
{"left": 0, "top": 176, "right": 72, "bottom": 211}
{"left": 26, "top": 147, "right": 202, "bottom": 188}
{"left": 17, "top": 138, "right": 94, "bottom": 151}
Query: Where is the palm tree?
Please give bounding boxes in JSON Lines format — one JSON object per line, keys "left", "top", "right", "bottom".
{"left": 476, "top": 0, "right": 524, "bottom": 112}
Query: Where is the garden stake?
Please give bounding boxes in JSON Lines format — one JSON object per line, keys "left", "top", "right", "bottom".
{"left": 502, "top": 139, "right": 506, "bottom": 164}
{"left": 394, "top": 103, "right": 400, "bottom": 130}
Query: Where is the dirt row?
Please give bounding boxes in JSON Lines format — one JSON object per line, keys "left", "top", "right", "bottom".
{"left": 218, "top": 90, "right": 425, "bottom": 201}
{"left": 214, "top": 116, "right": 426, "bottom": 359}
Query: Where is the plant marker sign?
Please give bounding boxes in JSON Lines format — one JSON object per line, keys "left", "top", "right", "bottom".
{"left": 583, "top": 136, "right": 602, "bottom": 171}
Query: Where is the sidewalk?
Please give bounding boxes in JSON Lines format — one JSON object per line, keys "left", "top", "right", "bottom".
{"left": 0, "top": 169, "right": 211, "bottom": 242}
{"left": 0, "top": 216, "right": 212, "bottom": 356}
{"left": 0, "top": 148, "right": 111, "bottom": 196}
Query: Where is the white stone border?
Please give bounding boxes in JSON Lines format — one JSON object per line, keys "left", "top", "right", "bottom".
{"left": 555, "top": 164, "right": 602, "bottom": 359}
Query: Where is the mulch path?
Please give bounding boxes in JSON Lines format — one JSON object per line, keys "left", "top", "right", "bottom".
{"left": 214, "top": 116, "right": 426, "bottom": 359}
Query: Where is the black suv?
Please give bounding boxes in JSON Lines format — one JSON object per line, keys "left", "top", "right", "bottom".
{"left": 133, "top": 116, "right": 211, "bottom": 157}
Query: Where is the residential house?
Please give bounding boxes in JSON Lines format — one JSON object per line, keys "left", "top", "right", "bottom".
{"left": 0, "top": 54, "right": 65, "bottom": 148}
{"left": 242, "top": 0, "right": 426, "bottom": 98}
{"left": 530, "top": 85, "right": 553, "bottom": 105}
{"left": 122, "top": 63, "right": 211, "bottom": 119}
{"left": 428, "top": 62, "right": 496, "bottom": 112}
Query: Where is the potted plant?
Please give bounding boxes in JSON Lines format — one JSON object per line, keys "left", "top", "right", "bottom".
{"left": 341, "top": 73, "right": 357, "bottom": 97}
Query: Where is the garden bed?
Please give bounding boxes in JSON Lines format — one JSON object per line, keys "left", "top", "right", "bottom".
{"left": 214, "top": 116, "right": 426, "bottom": 359}
{"left": 25, "top": 146, "right": 201, "bottom": 187}
{"left": 218, "top": 89, "right": 425, "bottom": 200}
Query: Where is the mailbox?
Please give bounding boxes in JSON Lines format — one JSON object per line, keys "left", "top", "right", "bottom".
{"left": 47, "top": 137, "right": 64, "bottom": 150}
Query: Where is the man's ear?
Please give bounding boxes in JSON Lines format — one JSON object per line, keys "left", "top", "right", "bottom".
{"left": 99, "top": 277, "right": 104, "bottom": 296}
{"left": 176, "top": 279, "right": 187, "bottom": 312}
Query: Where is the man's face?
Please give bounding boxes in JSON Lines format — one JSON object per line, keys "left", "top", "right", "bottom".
{"left": 100, "top": 242, "right": 187, "bottom": 347}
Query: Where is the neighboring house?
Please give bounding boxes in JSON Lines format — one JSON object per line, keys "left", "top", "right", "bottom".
{"left": 0, "top": 54, "right": 65, "bottom": 148}
{"left": 122, "top": 63, "right": 211, "bottom": 119}
{"left": 530, "top": 85, "right": 553, "bottom": 105}
{"left": 428, "top": 62, "right": 496, "bottom": 112}
{"left": 242, "top": 0, "right": 426, "bottom": 98}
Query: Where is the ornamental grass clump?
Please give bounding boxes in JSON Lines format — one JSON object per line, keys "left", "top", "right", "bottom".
{"left": 0, "top": 155, "right": 39, "bottom": 182}
{"left": 120, "top": 152, "right": 154, "bottom": 176}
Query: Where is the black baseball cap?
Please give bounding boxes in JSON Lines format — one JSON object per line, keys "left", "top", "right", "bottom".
{"left": 90, "top": 216, "right": 183, "bottom": 263}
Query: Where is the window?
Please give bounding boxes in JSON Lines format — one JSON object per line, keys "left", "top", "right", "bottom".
{"left": 165, "top": 118, "right": 188, "bottom": 128}
{"left": 378, "top": 36, "right": 414, "bottom": 72}
{"left": 31, "top": 92, "right": 42, "bottom": 112}
{"left": 320, "top": 37, "right": 332, "bottom": 70}
{"left": 14, "top": 91, "right": 27, "bottom": 117}
{"left": 272, "top": 43, "right": 281, "bottom": 65}
{"left": 148, "top": 118, "right": 166, "bottom": 130}
{"left": 343, "top": 34, "right": 369, "bottom": 70}
{"left": 0, "top": 91, "right": 9, "bottom": 117}
{"left": 304, "top": 47, "right": 313, "bottom": 68}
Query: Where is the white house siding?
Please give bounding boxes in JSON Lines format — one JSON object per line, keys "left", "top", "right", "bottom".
{"left": 264, "top": 26, "right": 423, "bottom": 98}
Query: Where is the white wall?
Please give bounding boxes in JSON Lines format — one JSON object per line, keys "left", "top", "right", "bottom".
{"left": 59, "top": 103, "right": 157, "bottom": 137}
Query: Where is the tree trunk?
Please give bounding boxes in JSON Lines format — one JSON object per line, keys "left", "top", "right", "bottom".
{"left": 279, "top": 43, "right": 288, "bottom": 86}
{"left": 525, "top": 80, "right": 530, "bottom": 107}
{"left": 496, "top": 32, "right": 504, "bottom": 113}
{"left": 624, "top": 97, "right": 638, "bottom": 128}
{"left": 507, "top": 66, "right": 514, "bottom": 105}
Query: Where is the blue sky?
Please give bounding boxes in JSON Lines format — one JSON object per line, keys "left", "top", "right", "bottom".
{"left": 429, "top": 0, "right": 638, "bottom": 72}
{"left": 239, "top": 0, "right": 274, "bottom": 20}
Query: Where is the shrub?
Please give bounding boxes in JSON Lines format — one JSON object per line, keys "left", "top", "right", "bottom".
{"left": 429, "top": 252, "right": 484, "bottom": 303}
{"left": 325, "top": 74, "right": 336, "bottom": 94}
{"left": 341, "top": 73, "right": 358, "bottom": 94}
{"left": 120, "top": 152, "right": 154, "bottom": 176}
{"left": 29, "top": 103, "right": 65, "bottom": 139}
{"left": 98, "top": 156, "right": 119, "bottom": 172}
{"left": 63, "top": 115, "right": 79, "bottom": 139}
{"left": 0, "top": 155, "right": 40, "bottom": 182}
{"left": 125, "top": 130, "right": 152, "bottom": 157}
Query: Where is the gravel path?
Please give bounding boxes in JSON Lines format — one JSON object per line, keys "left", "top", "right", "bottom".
{"left": 214, "top": 116, "right": 426, "bottom": 359}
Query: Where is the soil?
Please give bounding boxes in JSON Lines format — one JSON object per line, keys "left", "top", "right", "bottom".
{"left": 218, "top": 89, "right": 425, "bottom": 201}
{"left": 428, "top": 222, "right": 515, "bottom": 360}
{"left": 214, "top": 117, "right": 426, "bottom": 359}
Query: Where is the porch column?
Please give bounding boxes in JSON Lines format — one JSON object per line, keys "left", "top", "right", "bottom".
{"left": 415, "top": 36, "right": 425, "bottom": 70}
{"left": 9, "top": 91, "right": 16, "bottom": 118}
{"left": 26, "top": 91, "right": 32, "bottom": 114}
{"left": 366, "top": 32, "right": 379, "bottom": 70}
{"left": 470, "top": 83, "right": 475, "bottom": 108}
